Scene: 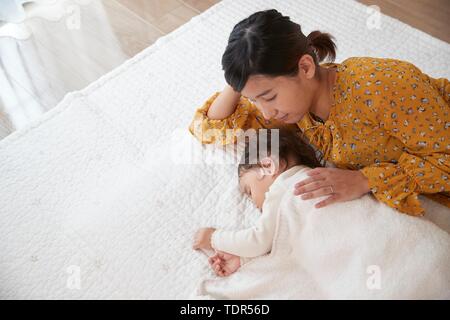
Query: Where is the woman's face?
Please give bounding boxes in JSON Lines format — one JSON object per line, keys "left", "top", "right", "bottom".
{"left": 240, "top": 55, "right": 318, "bottom": 124}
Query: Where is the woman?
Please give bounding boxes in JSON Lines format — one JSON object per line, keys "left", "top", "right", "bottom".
{"left": 189, "top": 9, "right": 450, "bottom": 216}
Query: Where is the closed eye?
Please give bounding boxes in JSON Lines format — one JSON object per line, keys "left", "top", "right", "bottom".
{"left": 265, "top": 95, "right": 277, "bottom": 102}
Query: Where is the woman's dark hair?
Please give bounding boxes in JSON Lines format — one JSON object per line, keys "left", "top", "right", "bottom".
{"left": 222, "top": 9, "right": 337, "bottom": 92}
{"left": 238, "top": 128, "right": 324, "bottom": 177}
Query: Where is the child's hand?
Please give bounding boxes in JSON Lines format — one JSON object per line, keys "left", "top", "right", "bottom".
{"left": 193, "top": 228, "right": 216, "bottom": 250}
{"left": 208, "top": 251, "right": 241, "bottom": 277}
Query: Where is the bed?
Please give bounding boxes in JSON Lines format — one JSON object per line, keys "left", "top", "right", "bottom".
{"left": 0, "top": 0, "right": 449, "bottom": 299}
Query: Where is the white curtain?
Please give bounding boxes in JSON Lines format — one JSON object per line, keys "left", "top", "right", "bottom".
{"left": 0, "top": 37, "right": 46, "bottom": 130}
{"left": 0, "top": 0, "right": 30, "bottom": 23}
{"left": 0, "top": 0, "right": 125, "bottom": 139}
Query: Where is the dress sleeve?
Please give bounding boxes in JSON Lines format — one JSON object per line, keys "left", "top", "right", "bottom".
{"left": 188, "top": 92, "right": 297, "bottom": 145}
{"left": 421, "top": 74, "right": 450, "bottom": 104}
{"left": 360, "top": 68, "right": 450, "bottom": 216}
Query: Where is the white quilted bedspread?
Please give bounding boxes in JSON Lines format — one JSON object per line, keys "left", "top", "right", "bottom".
{"left": 0, "top": 0, "right": 449, "bottom": 299}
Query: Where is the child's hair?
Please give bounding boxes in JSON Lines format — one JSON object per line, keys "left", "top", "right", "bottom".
{"left": 238, "top": 128, "right": 324, "bottom": 177}
{"left": 222, "top": 9, "right": 337, "bottom": 92}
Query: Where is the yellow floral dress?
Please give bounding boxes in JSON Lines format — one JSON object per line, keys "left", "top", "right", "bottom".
{"left": 189, "top": 57, "right": 450, "bottom": 216}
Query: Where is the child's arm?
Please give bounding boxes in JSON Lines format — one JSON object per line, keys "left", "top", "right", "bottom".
{"left": 193, "top": 208, "right": 277, "bottom": 258}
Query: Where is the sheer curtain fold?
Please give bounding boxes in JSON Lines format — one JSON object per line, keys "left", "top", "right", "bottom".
{"left": 0, "top": 0, "right": 126, "bottom": 139}
{"left": 0, "top": 0, "right": 30, "bottom": 23}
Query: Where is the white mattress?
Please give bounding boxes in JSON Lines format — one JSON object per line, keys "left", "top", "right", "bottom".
{"left": 0, "top": 0, "right": 449, "bottom": 299}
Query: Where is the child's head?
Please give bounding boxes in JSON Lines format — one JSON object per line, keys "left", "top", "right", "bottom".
{"left": 238, "top": 128, "right": 323, "bottom": 209}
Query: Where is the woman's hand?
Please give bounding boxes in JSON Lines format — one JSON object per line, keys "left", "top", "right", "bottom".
{"left": 293, "top": 167, "right": 370, "bottom": 209}
{"left": 193, "top": 227, "right": 216, "bottom": 250}
{"left": 208, "top": 251, "right": 241, "bottom": 277}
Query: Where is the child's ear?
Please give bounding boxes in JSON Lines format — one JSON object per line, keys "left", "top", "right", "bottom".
{"left": 257, "top": 157, "right": 278, "bottom": 179}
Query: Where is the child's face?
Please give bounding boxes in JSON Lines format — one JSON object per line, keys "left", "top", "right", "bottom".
{"left": 239, "top": 169, "right": 276, "bottom": 210}
{"left": 239, "top": 157, "right": 287, "bottom": 210}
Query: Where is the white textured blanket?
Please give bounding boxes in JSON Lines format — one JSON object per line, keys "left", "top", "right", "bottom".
{"left": 0, "top": 0, "right": 449, "bottom": 299}
{"left": 195, "top": 169, "right": 450, "bottom": 299}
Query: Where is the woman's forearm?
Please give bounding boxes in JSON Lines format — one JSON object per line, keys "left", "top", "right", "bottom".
{"left": 207, "top": 84, "right": 242, "bottom": 120}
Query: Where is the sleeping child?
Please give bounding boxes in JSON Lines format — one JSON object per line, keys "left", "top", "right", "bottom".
{"left": 192, "top": 128, "right": 326, "bottom": 277}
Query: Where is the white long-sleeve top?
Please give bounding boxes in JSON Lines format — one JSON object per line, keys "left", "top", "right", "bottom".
{"left": 211, "top": 165, "right": 311, "bottom": 258}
